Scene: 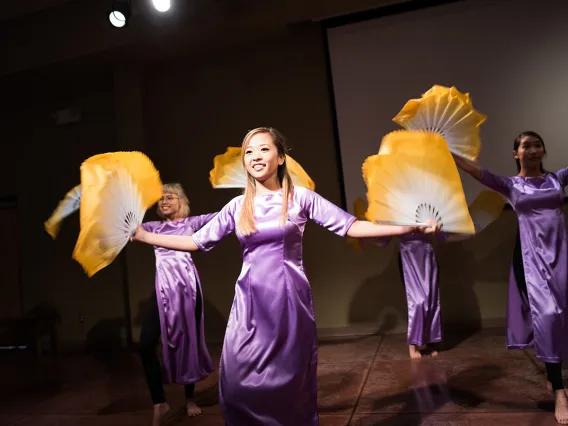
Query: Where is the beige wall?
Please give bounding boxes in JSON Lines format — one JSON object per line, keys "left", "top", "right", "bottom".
{"left": 1, "top": 24, "right": 527, "bottom": 349}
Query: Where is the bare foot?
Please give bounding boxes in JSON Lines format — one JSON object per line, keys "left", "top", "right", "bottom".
{"left": 549, "top": 381, "right": 553, "bottom": 392}
{"left": 186, "top": 400, "right": 202, "bottom": 417}
{"left": 152, "top": 403, "right": 170, "bottom": 426}
{"left": 555, "top": 390, "right": 568, "bottom": 424}
{"left": 409, "top": 344, "right": 422, "bottom": 359}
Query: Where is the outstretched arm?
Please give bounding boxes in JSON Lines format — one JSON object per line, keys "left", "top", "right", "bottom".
{"left": 554, "top": 168, "right": 568, "bottom": 187}
{"left": 132, "top": 201, "right": 237, "bottom": 252}
{"left": 452, "top": 153, "right": 481, "bottom": 180}
{"left": 346, "top": 220, "right": 435, "bottom": 239}
{"left": 298, "top": 188, "right": 438, "bottom": 239}
{"left": 453, "top": 153, "right": 512, "bottom": 197}
{"left": 132, "top": 226, "right": 199, "bottom": 251}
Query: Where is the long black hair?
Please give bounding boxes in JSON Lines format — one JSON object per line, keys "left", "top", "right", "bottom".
{"left": 513, "top": 130, "right": 546, "bottom": 173}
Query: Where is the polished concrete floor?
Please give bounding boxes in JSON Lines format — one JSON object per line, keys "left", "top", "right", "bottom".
{"left": 0, "top": 328, "right": 564, "bottom": 426}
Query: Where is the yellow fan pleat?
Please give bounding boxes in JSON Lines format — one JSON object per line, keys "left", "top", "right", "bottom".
{"left": 353, "top": 196, "right": 367, "bottom": 221}
{"left": 362, "top": 155, "right": 378, "bottom": 190}
{"left": 284, "top": 155, "right": 315, "bottom": 191}
{"left": 44, "top": 185, "right": 82, "bottom": 239}
{"left": 209, "top": 147, "right": 246, "bottom": 188}
{"left": 72, "top": 151, "right": 163, "bottom": 277}
{"left": 468, "top": 190, "right": 506, "bottom": 233}
{"left": 346, "top": 197, "right": 368, "bottom": 252}
{"left": 393, "top": 85, "right": 486, "bottom": 161}
{"left": 209, "top": 147, "right": 315, "bottom": 191}
{"left": 364, "top": 130, "right": 474, "bottom": 234}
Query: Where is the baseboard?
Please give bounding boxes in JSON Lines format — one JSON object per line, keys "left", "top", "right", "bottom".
{"left": 316, "top": 324, "right": 384, "bottom": 341}
{"left": 47, "top": 317, "right": 508, "bottom": 353}
{"left": 316, "top": 317, "right": 506, "bottom": 341}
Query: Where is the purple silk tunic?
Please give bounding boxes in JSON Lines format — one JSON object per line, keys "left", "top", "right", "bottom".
{"left": 142, "top": 214, "right": 217, "bottom": 384}
{"left": 192, "top": 187, "right": 356, "bottom": 426}
{"left": 399, "top": 234, "right": 441, "bottom": 346}
{"left": 479, "top": 168, "right": 568, "bottom": 362}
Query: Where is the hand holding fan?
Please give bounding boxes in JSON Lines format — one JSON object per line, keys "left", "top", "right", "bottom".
{"left": 364, "top": 130, "right": 475, "bottom": 234}
{"left": 72, "top": 152, "right": 162, "bottom": 277}
{"left": 44, "top": 185, "right": 82, "bottom": 239}
{"left": 209, "top": 147, "right": 315, "bottom": 190}
{"left": 393, "top": 85, "right": 486, "bottom": 160}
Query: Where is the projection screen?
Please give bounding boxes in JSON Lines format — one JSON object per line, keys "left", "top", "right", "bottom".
{"left": 326, "top": 0, "right": 568, "bottom": 213}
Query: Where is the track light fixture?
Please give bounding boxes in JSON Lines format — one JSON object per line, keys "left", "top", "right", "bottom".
{"left": 109, "top": 0, "right": 131, "bottom": 28}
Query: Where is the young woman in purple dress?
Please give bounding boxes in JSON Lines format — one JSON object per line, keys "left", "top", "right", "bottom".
{"left": 397, "top": 235, "right": 442, "bottom": 359}
{"left": 131, "top": 127, "right": 438, "bottom": 426}
{"left": 453, "top": 131, "right": 568, "bottom": 424}
{"left": 138, "top": 183, "right": 217, "bottom": 426}
{"left": 371, "top": 234, "right": 441, "bottom": 360}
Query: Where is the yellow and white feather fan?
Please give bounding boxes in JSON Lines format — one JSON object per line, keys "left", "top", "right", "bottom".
{"left": 363, "top": 130, "right": 474, "bottom": 234}
{"left": 44, "top": 185, "right": 82, "bottom": 239}
{"left": 393, "top": 85, "right": 486, "bottom": 161}
{"left": 72, "top": 152, "right": 162, "bottom": 277}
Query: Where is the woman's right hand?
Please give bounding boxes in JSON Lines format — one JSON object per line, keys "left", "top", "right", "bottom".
{"left": 130, "top": 225, "right": 147, "bottom": 243}
{"left": 451, "top": 153, "right": 481, "bottom": 179}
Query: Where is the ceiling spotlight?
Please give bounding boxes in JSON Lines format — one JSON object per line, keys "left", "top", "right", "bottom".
{"left": 152, "top": 0, "right": 171, "bottom": 12}
{"left": 109, "top": 0, "right": 131, "bottom": 28}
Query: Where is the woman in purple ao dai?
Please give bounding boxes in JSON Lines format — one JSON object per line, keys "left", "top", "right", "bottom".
{"left": 372, "top": 234, "right": 441, "bottom": 359}
{"left": 454, "top": 131, "right": 568, "bottom": 424}
{"left": 138, "top": 183, "right": 216, "bottom": 426}
{"left": 398, "top": 235, "right": 441, "bottom": 359}
{"left": 132, "top": 127, "right": 439, "bottom": 426}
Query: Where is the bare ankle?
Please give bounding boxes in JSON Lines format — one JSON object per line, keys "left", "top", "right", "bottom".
{"left": 409, "top": 344, "right": 422, "bottom": 359}
{"left": 152, "top": 403, "right": 171, "bottom": 426}
{"left": 186, "top": 400, "right": 202, "bottom": 417}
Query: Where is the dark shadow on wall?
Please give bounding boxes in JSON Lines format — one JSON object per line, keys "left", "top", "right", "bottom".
{"left": 348, "top": 247, "right": 406, "bottom": 336}
{"left": 435, "top": 240, "right": 481, "bottom": 351}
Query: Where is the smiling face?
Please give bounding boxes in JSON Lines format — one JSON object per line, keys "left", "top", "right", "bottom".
{"left": 514, "top": 135, "right": 546, "bottom": 171}
{"left": 158, "top": 193, "right": 181, "bottom": 219}
{"left": 243, "top": 132, "right": 285, "bottom": 186}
